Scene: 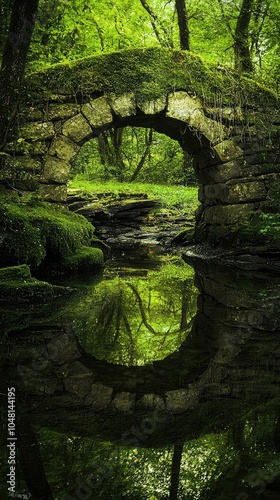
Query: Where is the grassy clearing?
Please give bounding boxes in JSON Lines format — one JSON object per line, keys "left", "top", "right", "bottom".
{"left": 68, "top": 179, "right": 199, "bottom": 214}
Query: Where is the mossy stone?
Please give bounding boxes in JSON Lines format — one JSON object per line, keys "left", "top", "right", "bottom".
{"left": 62, "top": 246, "right": 104, "bottom": 272}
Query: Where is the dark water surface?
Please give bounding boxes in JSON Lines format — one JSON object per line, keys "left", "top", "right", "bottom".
{"left": 1, "top": 250, "right": 280, "bottom": 499}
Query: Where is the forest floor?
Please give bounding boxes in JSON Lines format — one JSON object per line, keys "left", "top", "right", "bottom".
{"left": 67, "top": 180, "right": 199, "bottom": 250}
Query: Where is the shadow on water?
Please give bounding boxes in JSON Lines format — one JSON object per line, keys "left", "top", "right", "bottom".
{"left": 0, "top": 250, "right": 280, "bottom": 499}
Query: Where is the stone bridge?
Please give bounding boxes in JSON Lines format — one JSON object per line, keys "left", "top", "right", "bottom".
{"left": 2, "top": 48, "right": 280, "bottom": 245}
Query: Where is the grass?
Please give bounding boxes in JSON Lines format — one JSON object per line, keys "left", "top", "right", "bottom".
{"left": 68, "top": 179, "right": 199, "bottom": 214}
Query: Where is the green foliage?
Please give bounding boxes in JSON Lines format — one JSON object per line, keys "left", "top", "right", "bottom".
{"left": 24, "top": 0, "right": 280, "bottom": 92}
{"left": 238, "top": 213, "right": 280, "bottom": 247}
{"left": 237, "top": 182, "right": 280, "bottom": 246}
{"left": 263, "top": 182, "right": 280, "bottom": 213}
{"left": 72, "top": 127, "right": 196, "bottom": 186}
{"left": 0, "top": 191, "right": 103, "bottom": 270}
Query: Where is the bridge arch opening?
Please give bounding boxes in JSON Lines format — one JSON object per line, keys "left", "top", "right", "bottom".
{"left": 70, "top": 124, "right": 196, "bottom": 187}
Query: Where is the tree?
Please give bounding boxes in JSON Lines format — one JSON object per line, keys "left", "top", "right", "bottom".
{"left": 0, "top": 0, "right": 39, "bottom": 151}
{"left": 139, "top": 0, "right": 173, "bottom": 47}
{"left": 175, "top": 0, "right": 190, "bottom": 50}
{"left": 234, "top": 0, "right": 254, "bottom": 73}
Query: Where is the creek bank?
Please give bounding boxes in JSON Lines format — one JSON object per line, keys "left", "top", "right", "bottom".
{"left": 67, "top": 189, "right": 195, "bottom": 250}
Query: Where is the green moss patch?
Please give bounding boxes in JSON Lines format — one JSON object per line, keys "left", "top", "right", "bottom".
{"left": 62, "top": 246, "right": 104, "bottom": 272}
{"left": 26, "top": 48, "right": 277, "bottom": 108}
{"left": 0, "top": 191, "right": 103, "bottom": 272}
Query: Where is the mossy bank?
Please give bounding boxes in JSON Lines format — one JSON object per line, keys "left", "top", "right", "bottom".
{"left": 0, "top": 188, "right": 104, "bottom": 274}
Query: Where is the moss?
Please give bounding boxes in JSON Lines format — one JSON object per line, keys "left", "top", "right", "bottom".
{"left": 0, "top": 190, "right": 103, "bottom": 272}
{"left": 0, "top": 264, "right": 71, "bottom": 303}
{"left": 62, "top": 246, "right": 104, "bottom": 272}
{"left": 25, "top": 48, "right": 277, "bottom": 109}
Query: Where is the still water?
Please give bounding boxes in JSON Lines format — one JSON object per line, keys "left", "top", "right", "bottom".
{"left": 0, "top": 249, "right": 280, "bottom": 499}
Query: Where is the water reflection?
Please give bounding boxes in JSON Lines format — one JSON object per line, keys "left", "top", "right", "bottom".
{"left": 0, "top": 254, "right": 280, "bottom": 499}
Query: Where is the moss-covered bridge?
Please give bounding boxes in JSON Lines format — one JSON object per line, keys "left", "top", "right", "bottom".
{"left": 2, "top": 48, "right": 280, "bottom": 245}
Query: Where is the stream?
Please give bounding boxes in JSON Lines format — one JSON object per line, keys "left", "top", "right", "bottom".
{"left": 0, "top": 244, "right": 280, "bottom": 499}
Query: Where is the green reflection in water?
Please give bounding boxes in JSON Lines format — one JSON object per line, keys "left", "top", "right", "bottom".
{"left": 68, "top": 256, "right": 197, "bottom": 365}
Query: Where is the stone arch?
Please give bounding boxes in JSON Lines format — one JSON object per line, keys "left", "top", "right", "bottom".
{"left": 2, "top": 48, "right": 279, "bottom": 246}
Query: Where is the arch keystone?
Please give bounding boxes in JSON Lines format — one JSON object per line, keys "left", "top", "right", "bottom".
{"left": 109, "top": 93, "right": 136, "bottom": 118}
{"left": 137, "top": 96, "right": 167, "bottom": 115}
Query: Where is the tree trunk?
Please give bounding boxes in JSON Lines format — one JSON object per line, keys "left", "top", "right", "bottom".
{"left": 130, "top": 128, "right": 153, "bottom": 182}
{"left": 234, "top": 0, "right": 254, "bottom": 73}
{"left": 0, "top": 0, "right": 39, "bottom": 150}
{"left": 175, "top": 0, "right": 190, "bottom": 50}
{"left": 139, "top": 0, "right": 172, "bottom": 48}
{"left": 169, "top": 443, "right": 184, "bottom": 500}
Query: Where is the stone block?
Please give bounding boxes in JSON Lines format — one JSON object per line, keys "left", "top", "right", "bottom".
{"left": 109, "top": 93, "right": 136, "bottom": 118}
{"left": 43, "top": 156, "right": 70, "bottom": 183}
{"left": 19, "top": 121, "right": 55, "bottom": 141}
{"left": 136, "top": 393, "right": 165, "bottom": 411}
{"left": 62, "top": 113, "right": 92, "bottom": 143}
{"left": 196, "top": 160, "right": 243, "bottom": 184}
{"left": 64, "top": 376, "right": 93, "bottom": 398}
{"left": 167, "top": 91, "right": 226, "bottom": 143}
{"left": 45, "top": 103, "right": 80, "bottom": 121}
{"left": 3, "top": 156, "right": 42, "bottom": 174}
{"left": 25, "top": 107, "right": 44, "bottom": 122}
{"left": 226, "top": 180, "right": 267, "bottom": 203}
{"left": 49, "top": 135, "right": 79, "bottom": 161}
{"left": 82, "top": 96, "right": 113, "bottom": 129}
{"left": 165, "top": 388, "right": 190, "bottom": 413}
{"left": 214, "top": 139, "right": 244, "bottom": 163}
{"left": 167, "top": 91, "right": 203, "bottom": 122}
{"left": 137, "top": 96, "right": 166, "bottom": 114}
{"left": 203, "top": 203, "right": 253, "bottom": 225}
{"left": 112, "top": 391, "right": 135, "bottom": 413}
